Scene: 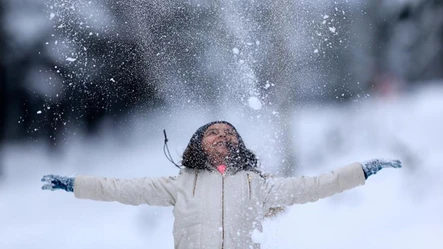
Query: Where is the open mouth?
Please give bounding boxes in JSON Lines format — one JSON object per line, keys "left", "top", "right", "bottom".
{"left": 213, "top": 141, "right": 238, "bottom": 152}
{"left": 213, "top": 141, "right": 228, "bottom": 147}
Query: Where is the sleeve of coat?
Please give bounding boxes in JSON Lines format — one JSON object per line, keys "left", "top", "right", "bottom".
{"left": 264, "top": 163, "right": 365, "bottom": 208}
{"left": 73, "top": 175, "right": 178, "bottom": 206}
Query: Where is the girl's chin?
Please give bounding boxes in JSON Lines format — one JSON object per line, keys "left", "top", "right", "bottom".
{"left": 209, "top": 150, "right": 230, "bottom": 159}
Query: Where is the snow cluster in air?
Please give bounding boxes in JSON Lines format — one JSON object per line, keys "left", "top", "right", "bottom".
{"left": 248, "top": 96, "right": 262, "bottom": 110}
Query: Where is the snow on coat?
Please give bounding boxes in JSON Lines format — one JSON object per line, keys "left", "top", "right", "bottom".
{"left": 74, "top": 162, "right": 366, "bottom": 249}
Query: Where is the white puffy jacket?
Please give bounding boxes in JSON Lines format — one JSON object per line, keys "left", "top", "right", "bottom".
{"left": 74, "top": 163, "right": 365, "bottom": 249}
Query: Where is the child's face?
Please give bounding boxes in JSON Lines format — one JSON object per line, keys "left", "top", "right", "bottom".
{"left": 201, "top": 123, "right": 239, "bottom": 160}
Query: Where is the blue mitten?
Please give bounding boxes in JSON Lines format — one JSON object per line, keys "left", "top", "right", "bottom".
{"left": 361, "top": 159, "right": 402, "bottom": 179}
{"left": 41, "top": 175, "right": 75, "bottom": 192}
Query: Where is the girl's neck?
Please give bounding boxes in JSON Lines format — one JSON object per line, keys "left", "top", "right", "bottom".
{"left": 208, "top": 156, "right": 227, "bottom": 168}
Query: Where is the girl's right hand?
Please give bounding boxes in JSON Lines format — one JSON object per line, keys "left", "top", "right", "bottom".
{"left": 41, "top": 175, "right": 75, "bottom": 192}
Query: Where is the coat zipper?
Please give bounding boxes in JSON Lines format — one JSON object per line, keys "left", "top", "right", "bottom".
{"left": 221, "top": 172, "right": 226, "bottom": 249}
{"left": 247, "top": 173, "right": 252, "bottom": 200}
{"left": 193, "top": 170, "right": 199, "bottom": 197}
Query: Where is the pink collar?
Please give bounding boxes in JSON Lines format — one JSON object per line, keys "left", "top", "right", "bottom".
{"left": 216, "top": 164, "right": 227, "bottom": 174}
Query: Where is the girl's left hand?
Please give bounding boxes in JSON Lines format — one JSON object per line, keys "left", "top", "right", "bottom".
{"left": 361, "top": 159, "right": 402, "bottom": 179}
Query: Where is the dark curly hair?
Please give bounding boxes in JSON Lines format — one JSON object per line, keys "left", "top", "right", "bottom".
{"left": 181, "top": 121, "right": 260, "bottom": 173}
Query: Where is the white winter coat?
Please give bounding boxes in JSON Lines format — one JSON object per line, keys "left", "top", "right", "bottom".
{"left": 74, "top": 163, "right": 365, "bottom": 249}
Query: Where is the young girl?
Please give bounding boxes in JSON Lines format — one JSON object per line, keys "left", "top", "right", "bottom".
{"left": 41, "top": 121, "right": 401, "bottom": 249}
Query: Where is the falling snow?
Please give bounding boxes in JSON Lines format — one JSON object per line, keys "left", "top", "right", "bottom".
{"left": 248, "top": 97, "right": 262, "bottom": 110}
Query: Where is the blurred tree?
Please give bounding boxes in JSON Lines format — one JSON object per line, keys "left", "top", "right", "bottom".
{"left": 364, "top": 0, "right": 443, "bottom": 89}
{"left": 1, "top": 0, "right": 161, "bottom": 147}
{"left": 250, "top": 1, "right": 359, "bottom": 175}
{"left": 43, "top": 0, "right": 162, "bottom": 139}
{"left": 0, "top": 0, "right": 4, "bottom": 177}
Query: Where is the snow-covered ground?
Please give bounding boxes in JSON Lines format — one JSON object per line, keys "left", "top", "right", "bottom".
{"left": 1, "top": 84, "right": 442, "bottom": 249}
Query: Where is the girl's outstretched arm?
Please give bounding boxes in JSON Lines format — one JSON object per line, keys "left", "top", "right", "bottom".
{"left": 264, "top": 159, "right": 401, "bottom": 208}
{"left": 41, "top": 174, "right": 178, "bottom": 206}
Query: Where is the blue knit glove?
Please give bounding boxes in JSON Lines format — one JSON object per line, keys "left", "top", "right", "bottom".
{"left": 361, "top": 159, "right": 402, "bottom": 179}
{"left": 41, "top": 175, "right": 75, "bottom": 192}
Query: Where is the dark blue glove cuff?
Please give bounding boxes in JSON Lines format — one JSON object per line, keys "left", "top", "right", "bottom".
{"left": 361, "top": 159, "right": 383, "bottom": 179}
{"left": 59, "top": 177, "right": 74, "bottom": 192}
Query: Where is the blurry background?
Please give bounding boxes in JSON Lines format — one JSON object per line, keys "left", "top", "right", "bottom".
{"left": 1, "top": 0, "right": 442, "bottom": 248}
